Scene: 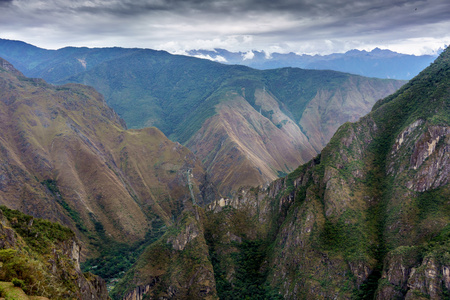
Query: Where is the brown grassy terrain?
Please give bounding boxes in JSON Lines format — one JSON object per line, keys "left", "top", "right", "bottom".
{"left": 0, "top": 58, "right": 214, "bottom": 256}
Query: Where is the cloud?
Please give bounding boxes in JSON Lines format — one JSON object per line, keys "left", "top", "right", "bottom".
{"left": 0, "top": 0, "right": 12, "bottom": 9}
{"left": 242, "top": 51, "right": 255, "bottom": 60}
{"left": 182, "top": 53, "right": 228, "bottom": 63}
{"left": 0, "top": 0, "right": 449, "bottom": 55}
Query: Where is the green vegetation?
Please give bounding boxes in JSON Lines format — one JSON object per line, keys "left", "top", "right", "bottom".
{"left": 109, "top": 238, "right": 171, "bottom": 300}
{"left": 416, "top": 187, "right": 450, "bottom": 222}
{"left": 0, "top": 205, "right": 74, "bottom": 254}
{"left": 0, "top": 208, "right": 88, "bottom": 298}
{"left": 82, "top": 216, "right": 166, "bottom": 287}
{"left": 210, "top": 239, "right": 282, "bottom": 300}
{"left": 0, "top": 281, "right": 30, "bottom": 300}
{"left": 41, "top": 179, "right": 87, "bottom": 232}
{"left": 11, "top": 278, "right": 25, "bottom": 289}
{"left": 65, "top": 50, "right": 234, "bottom": 137}
{"left": 262, "top": 68, "right": 349, "bottom": 122}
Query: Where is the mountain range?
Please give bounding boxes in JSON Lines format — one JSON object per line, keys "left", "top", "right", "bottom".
{"left": 0, "top": 38, "right": 447, "bottom": 300}
{"left": 117, "top": 46, "right": 450, "bottom": 300}
{"left": 186, "top": 48, "right": 438, "bottom": 80}
{"left": 0, "top": 39, "right": 405, "bottom": 195}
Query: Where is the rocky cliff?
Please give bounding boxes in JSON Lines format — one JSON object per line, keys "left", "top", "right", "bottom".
{"left": 198, "top": 47, "right": 450, "bottom": 299}
{"left": 112, "top": 205, "right": 218, "bottom": 300}
{"left": 0, "top": 206, "right": 109, "bottom": 299}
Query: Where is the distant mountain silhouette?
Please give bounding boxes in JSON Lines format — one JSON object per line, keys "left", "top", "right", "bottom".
{"left": 186, "top": 48, "right": 438, "bottom": 79}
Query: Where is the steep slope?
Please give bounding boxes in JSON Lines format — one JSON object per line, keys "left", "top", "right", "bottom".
{"left": 68, "top": 58, "right": 404, "bottom": 194}
{"left": 202, "top": 47, "right": 450, "bottom": 299}
{"left": 112, "top": 205, "right": 218, "bottom": 300}
{"left": 0, "top": 206, "right": 109, "bottom": 299}
{"left": 68, "top": 57, "right": 404, "bottom": 194}
{"left": 187, "top": 73, "right": 403, "bottom": 193}
{"left": 0, "top": 38, "right": 140, "bottom": 83}
{"left": 0, "top": 39, "right": 406, "bottom": 195}
{"left": 187, "top": 92, "right": 315, "bottom": 193}
{"left": 0, "top": 58, "right": 216, "bottom": 286}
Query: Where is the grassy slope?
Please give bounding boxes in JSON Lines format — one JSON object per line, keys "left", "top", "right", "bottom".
{"left": 0, "top": 59, "right": 216, "bottom": 288}
{"left": 0, "top": 41, "right": 405, "bottom": 195}
{"left": 0, "top": 206, "right": 106, "bottom": 299}
{"left": 267, "top": 47, "right": 450, "bottom": 299}
{"left": 0, "top": 281, "right": 49, "bottom": 300}
{"left": 201, "top": 48, "right": 450, "bottom": 299}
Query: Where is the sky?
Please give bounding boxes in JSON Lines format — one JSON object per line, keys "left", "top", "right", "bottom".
{"left": 0, "top": 0, "right": 449, "bottom": 56}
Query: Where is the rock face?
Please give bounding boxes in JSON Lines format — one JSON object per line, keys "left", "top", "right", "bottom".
{"left": 113, "top": 206, "right": 218, "bottom": 300}
{"left": 376, "top": 247, "right": 450, "bottom": 300}
{"left": 198, "top": 47, "right": 450, "bottom": 299}
{"left": 0, "top": 57, "right": 216, "bottom": 254}
{"left": 0, "top": 207, "right": 109, "bottom": 299}
{"left": 123, "top": 284, "right": 152, "bottom": 300}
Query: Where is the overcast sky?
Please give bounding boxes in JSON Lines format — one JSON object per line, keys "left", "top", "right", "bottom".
{"left": 1, "top": 0, "right": 449, "bottom": 55}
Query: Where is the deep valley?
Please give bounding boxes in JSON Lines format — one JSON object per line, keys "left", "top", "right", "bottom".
{"left": 0, "top": 40, "right": 448, "bottom": 300}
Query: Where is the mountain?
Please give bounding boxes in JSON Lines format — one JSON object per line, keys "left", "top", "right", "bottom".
{"left": 0, "top": 57, "right": 217, "bottom": 286}
{"left": 112, "top": 205, "right": 218, "bottom": 300}
{"left": 0, "top": 206, "right": 109, "bottom": 299}
{"left": 116, "top": 47, "right": 450, "bottom": 299}
{"left": 65, "top": 58, "right": 405, "bottom": 194}
{"left": 0, "top": 39, "right": 406, "bottom": 195}
{"left": 187, "top": 48, "right": 438, "bottom": 80}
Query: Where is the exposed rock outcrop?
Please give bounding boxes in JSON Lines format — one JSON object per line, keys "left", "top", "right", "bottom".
{"left": 200, "top": 47, "right": 450, "bottom": 299}
{"left": 0, "top": 207, "right": 109, "bottom": 299}
{"left": 113, "top": 207, "right": 218, "bottom": 300}
{"left": 377, "top": 247, "right": 450, "bottom": 300}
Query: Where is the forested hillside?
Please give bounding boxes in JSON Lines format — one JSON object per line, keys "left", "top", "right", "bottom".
{"left": 116, "top": 46, "right": 450, "bottom": 300}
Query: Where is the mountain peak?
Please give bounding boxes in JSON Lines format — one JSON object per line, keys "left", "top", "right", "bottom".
{"left": 0, "top": 57, "right": 24, "bottom": 77}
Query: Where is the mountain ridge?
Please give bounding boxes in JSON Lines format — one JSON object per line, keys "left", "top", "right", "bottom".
{"left": 116, "top": 46, "right": 450, "bottom": 299}
{"left": 0, "top": 39, "right": 406, "bottom": 194}
{"left": 0, "top": 57, "right": 219, "bottom": 288}
{"left": 186, "top": 47, "right": 438, "bottom": 80}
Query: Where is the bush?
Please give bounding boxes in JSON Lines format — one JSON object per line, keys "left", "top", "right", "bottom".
{"left": 12, "top": 277, "right": 25, "bottom": 288}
